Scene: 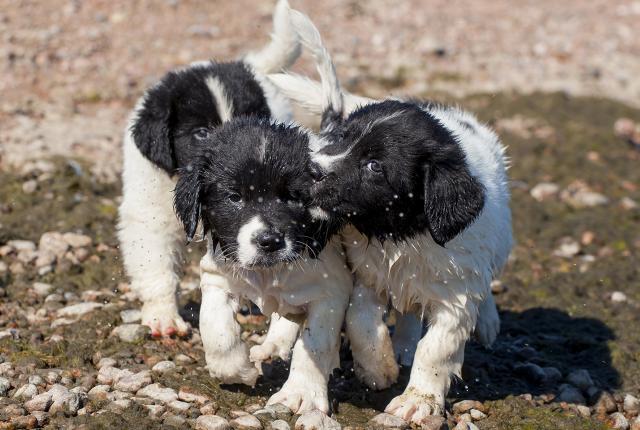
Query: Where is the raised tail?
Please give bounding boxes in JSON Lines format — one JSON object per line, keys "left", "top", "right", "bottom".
{"left": 244, "top": 0, "right": 301, "bottom": 74}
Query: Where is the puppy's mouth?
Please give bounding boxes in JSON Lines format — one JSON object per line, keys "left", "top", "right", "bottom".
{"left": 243, "top": 251, "right": 300, "bottom": 269}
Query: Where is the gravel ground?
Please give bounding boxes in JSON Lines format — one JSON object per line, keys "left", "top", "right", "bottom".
{"left": 2, "top": 1, "right": 640, "bottom": 429}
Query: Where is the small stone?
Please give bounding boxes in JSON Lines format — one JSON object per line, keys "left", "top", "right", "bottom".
{"left": 34, "top": 251, "right": 56, "bottom": 268}
{"left": 631, "top": 417, "right": 640, "bottom": 430}
{"left": 163, "top": 414, "right": 187, "bottom": 427}
{"left": 31, "top": 411, "right": 48, "bottom": 427}
{"left": 469, "top": 409, "right": 487, "bottom": 420}
{"left": 57, "top": 302, "right": 103, "bottom": 317}
{"left": 595, "top": 391, "right": 618, "bottom": 414}
{"left": 113, "top": 370, "right": 151, "bottom": 393}
{"left": 49, "top": 391, "right": 85, "bottom": 416}
{"left": 270, "top": 420, "right": 290, "bottom": 430}
{"left": 560, "top": 183, "right": 609, "bottom": 208}
{"left": 168, "top": 400, "right": 191, "bottom": 414}
{"left": 621, "top": 197, "right": 639, "bottom": 210}
{"left": 0, "top": 261, "right": 7, "bottom": 273}
{"left": 10, "top": 415, "right": 38, "bottom": 429}
{"left": 553, "top": 237, "right": 581, "bottom": 258}
{"left": 575, "top": 405, "right": 591, "bottom": 417}
{"left": 265, "top": 403, "right": 292, "bottom": 419}
{"left": 453, "top": 400, "right": 485, "bottom": 415}
{"left": 174, "top": 354, "right": 193, "bottom": 365}
{"left": 39, "top": 232, "right": 70, "bottom": 258}
{"left": 136, "top": 383, "right": 178, "bottom": 403}
{"left": 253, "top": 409, "right": 276, "bottom": 420}
{"left": 295, "top": 410, "right": 341, "bottom": 429}
{"left": 0, "top": 376, "right": 11, "bottom": 396}
{"left": 97, "top": 357, "right": 117, "bottom": 370}
{"left": 490, "top": 279, "right": 506, "bottom": 294}
{"left": 178, "top": 386, "right": 210, "bottom": 404}
{"left": 97, "top": 366, "right": 127, "bottom": 385}
{"left": 152, "top": 360, "right": 176, "bottom": 373}
{"left": 88, "top": 385, "right": 111, "bottom": 401}
{"left": 609, "top": 412, "right": 630, "bottom": 430}
{"left": 514, "top": 362, "right": 547, "bottom": 384}
{"left": 369, "top": 412, "right": 409, "bottom": 428}
{"left": 196, "top": 415, "right": 232, "bottom": 430}
{"left": 557, "top": 384, "right": 586, "bottom": 404}
{"left": 7, "top": 240, "right": 36, "bottom": 252}
{"left": 230, "top": 410, "right": 249, "bottom": 418}
{"left": 231, "top": 414, "right": 263, "bottom": 429}
{"left": 108, "top": 399, "right": 132, "bottom": 411}
{"left": 112, "top": 324, "right": 150, "bottom": 343}
{"left": 28, "top": 375, "right": 44, "bottom": 386}
{"left": 624, "top": 394, "right": 640, "bottom": 415}
{"left": 611, "top": 291, "right": 628, "bottom": 303}
{"left": 566, "top": 369, "right": 594, "bottom": 391}
{"left": 22, "top": 179, "right": 38, "bottom": 193}
{"left": 144, "top": 404, "right": 165, "bottom": 418}
{"left": 200, "top": 403, "right": 218, "bottom": 416}
{"left": 530, "top": 182, "right": 559, "bottom": 201}
{"left": 32, "top": 282, "right": 53, "bottom": 297}
{"left": 62, "top": 232, "right": 92, "bottom": 248}
{"left": 417, "top": 416, "right": 447, "bottom": 430}
{"left": 120, "top": 309, "right": 142, "bottom": 323}
{"left": 13, "top": 383, "right": 38, "bottom": 400}
{"left": 542, "top": 366, "right": 563, "bottom": 383}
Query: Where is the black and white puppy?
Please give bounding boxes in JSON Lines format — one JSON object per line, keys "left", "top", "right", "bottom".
{"left": 173, "top": 117, "right": 352, "bottom": 413}
{"left": 269, "top": 11, "right": 513, "bottom": 425}
{"left": 118, "top": 0, "right": 301, "bottom": 337}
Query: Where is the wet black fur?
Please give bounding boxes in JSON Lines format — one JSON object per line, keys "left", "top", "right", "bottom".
{"left": 312, "top": 100, "right": 485, "bottom": 246}
{"left": 132, "top": 61, "right": 271, "bottom": 173}
{"left": 174, "top": 117, "right": 336, "bottom": 266}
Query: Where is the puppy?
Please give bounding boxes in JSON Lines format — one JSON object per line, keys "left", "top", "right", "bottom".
{"left": 118, "top": 0, "right": 301, "bottom": 337}
{"left": 269, "top": 11, "right": 513, "bottom": 424}
{"left": 173, "top": 117, "right": 353, "bottom": 413}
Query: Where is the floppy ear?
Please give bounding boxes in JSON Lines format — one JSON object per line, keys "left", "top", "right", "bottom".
{"left": 131, "top": 88, "right": 176, "bottom": 173}
{"left": 173, "top": 169, "right": 203, "bottom": 243}
{"left": 423, "top": 162, "right": 485, "bottom": 247}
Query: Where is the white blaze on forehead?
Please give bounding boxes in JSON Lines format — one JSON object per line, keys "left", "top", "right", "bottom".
{"left": 205, "top": 76, "right": 234, "bottom": 123}
{"left": 311, "top": 148, "right": 351, "bottom": 171}
{"left": 237, "top": 215, "right": 266, "bottom": 266}
{"left": 309, "top": 206, "right": 330, "bottom": 221}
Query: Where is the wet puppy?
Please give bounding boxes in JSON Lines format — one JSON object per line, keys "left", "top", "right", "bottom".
{"left": 269, "top": 11, "right": 513, "bottom": 424}
{"left": 173, "top": 117, "right": 352, "bottom": 413}
{"left": 118, "top": 0, "right": 301, "bottom": 337}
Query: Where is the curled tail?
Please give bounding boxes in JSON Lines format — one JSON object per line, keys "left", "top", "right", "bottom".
{"left": 244, "top": 0, "right": 301, "bottom": 74}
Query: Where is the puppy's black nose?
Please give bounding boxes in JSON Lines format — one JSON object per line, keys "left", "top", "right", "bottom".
{"left": 256, "top": 231, "right": 285, "bottom": 253}
{"left": 309, "top": 163, "right": 327, "bottom": 182}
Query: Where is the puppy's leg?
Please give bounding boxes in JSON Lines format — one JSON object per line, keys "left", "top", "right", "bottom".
{"left": 200, "top": 283, "right": 259, "bottom": 386}
{"left": 392, "top": 312, "right": 422, "bottom": 367}
{"left": 346, "top": 283, "right": 398, "bottom": 390}
{"left": 474, "top": 293, "right": 500, "bottom": 347}
{"left": 267, "top": 295, "right": 348, "bottom": 414}
{"left": 385, "top": 298, "right": 477, "bottom": 424}
{"left": 118, "top": 143, "right": 189, "bottom": 337}
{"left": 250, "top": 313, "right": 299, "bottom": 363}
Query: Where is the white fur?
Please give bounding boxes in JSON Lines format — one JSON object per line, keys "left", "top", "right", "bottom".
{"left": 205, "top": 76, "right": 234, "bottom": 122}
{"left": 250, "top": 313, "right": 300, "bottom": 362}
{"left": 199, "top": 237, "right": 352, "bottom": 414}
{"left": 118, "top": 1, "right": 303, "bottom": 337}
{"left": 237, "top": 215, "right": 266, "bottom": 266}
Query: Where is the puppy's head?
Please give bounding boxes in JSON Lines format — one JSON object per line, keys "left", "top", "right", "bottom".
{"left": 132, "top": 62, "right": 270, "bottom": 173}
{"left": 309, "top": 100, "right": 486, "bottom": 246}
{"left": 174, "top": 117, "right": 334, "bottom": 268}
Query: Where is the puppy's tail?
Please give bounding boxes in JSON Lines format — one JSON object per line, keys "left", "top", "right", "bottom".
{"left": 244, "top": 0, "right": 301, "bottom": 74}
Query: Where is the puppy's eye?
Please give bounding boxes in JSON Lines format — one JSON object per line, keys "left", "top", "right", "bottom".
{"left": 228, "top": 193, "right": 242, "bottom": 203}
{"left": 194, "top": 128, "right": 211, "bottom": 140}
{"left": 366, "top": 160, "right": 383, "bottom": 173}
{"left": 287, "top": 190, "right": 302, "bottom": 201}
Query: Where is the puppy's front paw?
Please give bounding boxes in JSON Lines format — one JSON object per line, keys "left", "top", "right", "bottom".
{"left": 267, "top": 380, "right": 328, "bottom": 414}
{"left": 141, "top": 300, "right": 190, "bottom": 338}
{"left": 249, "top": 340, "right": 292, "bottom": 363}
{"left": 385, "top": 386, "right": 444, "bottom": 425}
{"left": 207, "top": 359, "right": 259, "bottom": 387}
{"left": 354, "top": 350, "right": 399, "bottom": 390}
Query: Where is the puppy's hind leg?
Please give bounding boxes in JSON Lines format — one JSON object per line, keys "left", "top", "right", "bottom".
{"left": 250, "top": 313, "right": 300, "bottom": 363}
{"left": 346, "top": 283, "right": 399, "bottom": 390}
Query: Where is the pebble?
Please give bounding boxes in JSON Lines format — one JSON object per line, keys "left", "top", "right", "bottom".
{"left": 120, "top": 309, "right": 142, "bottom": 323}
{"left": 108, "top": 399, "right": 132, "bottom": 411}
{"left": 113, "top": 370, "right": 151, "bottom": 393}
{"left": 31, "top": 411, "right": 48, "bottom": 427}
{"left": 469, "top": 409, "right": 487, "bottom": 420}
{"left": 164, "top": 414, "right": 187, "bottom": 427}
{"left": 542, "top": 366, "right": 563, "bottom": 383}
{"left": 152, "top": 360, "right": 176, "bottom": 373}
{"left": 174, "top": 353, "right": 193, "bottom": 365}
{"left": 560, "top": 185, "right": 609, "bottom": 208}
{"left": 178, "top": 386, "right": 210, "bottom": 404}
{"left": 513, "top": 362, "right": 547, "bottom": 384}
{"left": 22, "top": 179, "right": 38, "bottom": 193}
{"left": 253, "top": 409, "right": 276, "bottom": 420}
{"left": 13, "top": 383, "right": 38, "bottom": 400}
{"left": 167, "top": 400, "right": 191, "bottom": 414}
{"left": 611, "top": 291, "right": 628, "bottom": 303}
{"left": 553, "top": 237, "right": 581, "bottom": 258}
{"left": 490, "top": 279, "right": 506, "bottom": 294}
{"left": 264, "top": 403, "right": 292, "bottom": 419}
{"left": 270, "top": 420, "right": 291, "bottom": 430}
{"left": 88, "top": 385, "right": 111, "bottom": 401}
{"left": 143, "top": 404, "right": 165, "bottom": 418}
{"left": 62, "top": 232, "right": 92, "bottom": 248}
{"left": 49, "top": 391, "right": 85, "bottom": 416}
{"left": 230, "top": 409, "right": 249, "bottom": 418}
{"left": 24, "top": 392, "right": 53, "bottom": 413}
{"left": 295, "top": 410, "right": 341, "bottom": 429}
{"left": 231, "top": 414, "right": 263, "bottom": 429}
{"left": 39, "top": 232, "right": 70, "bottom": 258}
{"left": 595, "top": 391, "right": 618, "bottom": 414}
{"left": 10, "top": 415, "right": 38, "bottom": 429}
{"left": 453, "top": 400, "right": 485, "bottom": 415}
{"left": 0, "top": 261, "right": 7, "bottom": 273}
{"left": 631, "top": 417, "right": 640, "bottom": 430}
{"left": 575, "top": 405, "right": 591, "bottom": 417}
{"left": 530, "top": 182, "right": 559, "bottom": 201}
{"left": 97, "top": 357, "right": 117, "bottom": 369}
{"left": 196, "top": 414, "right": 232, "bottom": 430}
{"left": 609, "top": 412, "right": 630, "bottom": 430}
{"left": 35, "top": 250, "right": 56, "bottom": 268}
{"left": 566, "top": 369, "right": 594, "bottom": 390}
{"left": 0, "top": 376, "right": 11, "bottom": 396}
{"left": 624, "top": 394, "right": 640, "bottom": 415}
{"left": 7, "top": 240, "right": 36, "bottom": 252}
{"left": 418, "top": 416, "right": 447, "bottom": 430}
{"left": 369, "top": 412, "right": 409, "bottom": 428}
{"left": 112, "top": 324, "right": 150, "bottom": 343}
{"left": 32, "top": 282, "right": 54, "bottom": 296}
{"left": 97, "top": 366, "right": 127, "bottom": 385}
{"left": 557, "top": 384, "right": 586, "bottom": 404}
{"left": 200, "top": 403, "right": 218, "bottom": 416}
{"left": 57, "top": 302, "right": 103, "bottom": 317}
{"left": 137, "top": 383, "right": 178, "bottom": 403}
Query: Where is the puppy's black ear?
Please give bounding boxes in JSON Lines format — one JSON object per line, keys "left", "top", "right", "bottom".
{"left": 132, "top": 87, "right": 175, "bottom": 173}
{"left": 174, "top": 169, "right": 202, "bottom": 243}
{"left": 423, "top": 161, "right": 485, "bottom": 247}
